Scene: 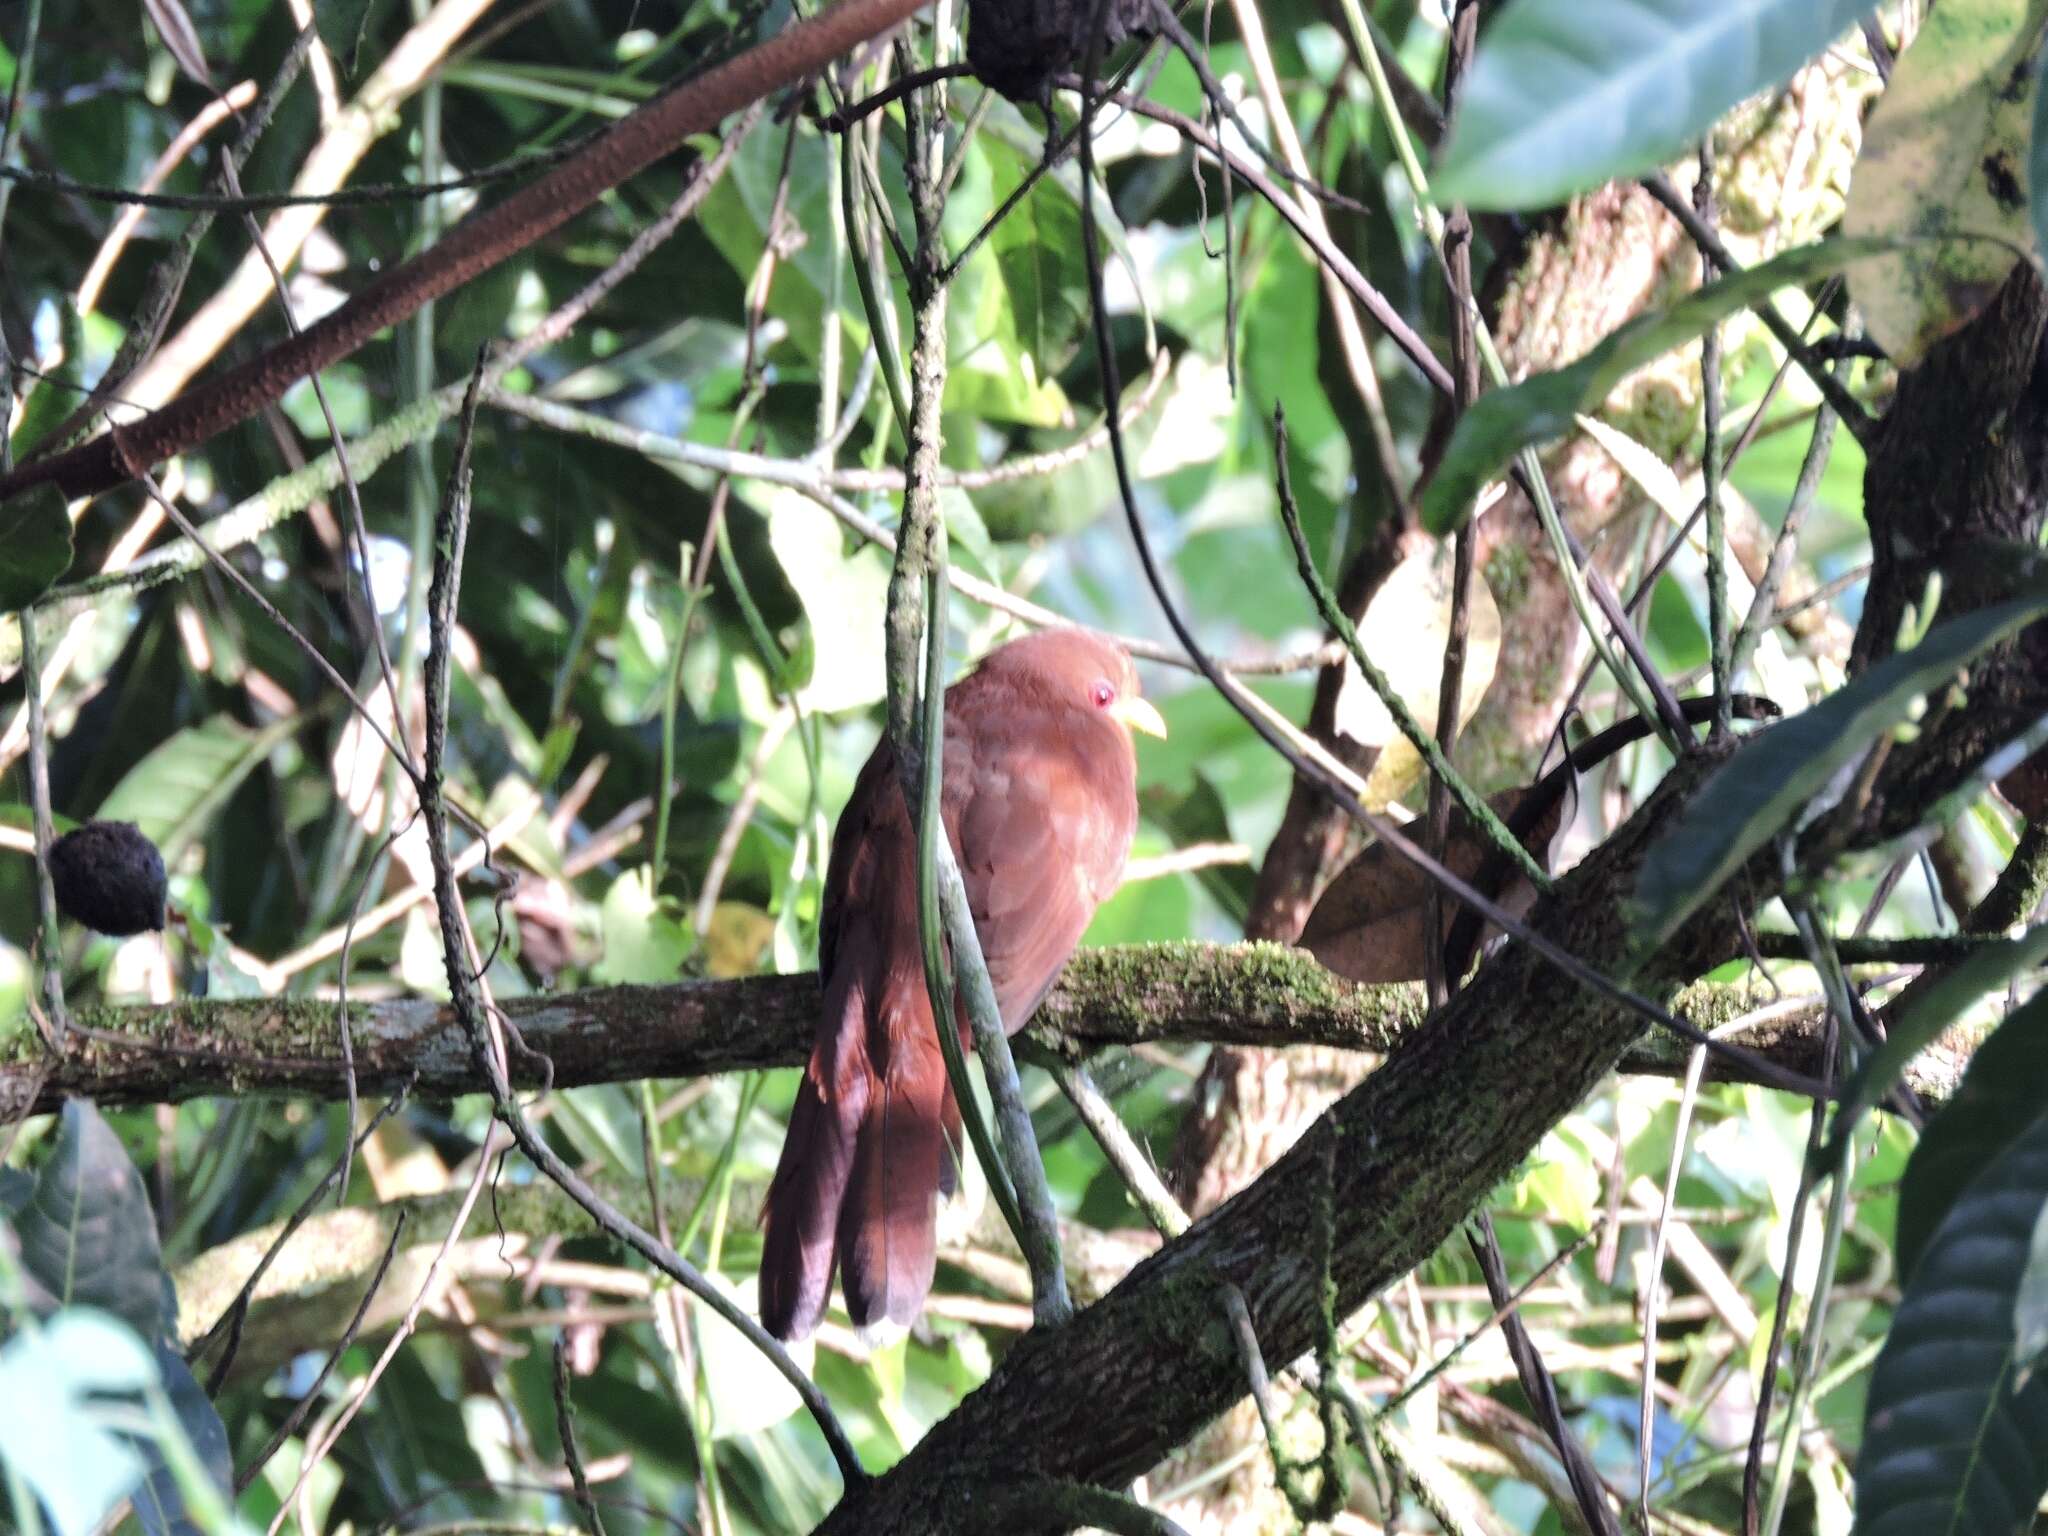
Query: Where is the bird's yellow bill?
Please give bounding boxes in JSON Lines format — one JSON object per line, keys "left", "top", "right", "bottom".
{"left": 1112, "top": 696, "right": 1168, "bottom": 739}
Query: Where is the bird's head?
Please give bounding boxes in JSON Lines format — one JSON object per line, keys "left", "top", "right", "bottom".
{"left": 976, "top": 628, "right": 1167, "bottom": 742}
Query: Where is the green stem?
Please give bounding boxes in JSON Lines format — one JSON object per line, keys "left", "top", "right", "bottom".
{"left": 1344, "top": 0, "right": 1684, "bottom": 755}
{"left": 1276, "top": 435, "right": 1550, "bottom": 893}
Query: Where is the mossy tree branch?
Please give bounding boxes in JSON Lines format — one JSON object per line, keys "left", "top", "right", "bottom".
{"left": 2, "top": 940, "right": 1969, "bottom": 1118}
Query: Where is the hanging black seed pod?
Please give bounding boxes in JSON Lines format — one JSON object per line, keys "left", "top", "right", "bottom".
{"left": 965, "top": 0, "right": 1158, "bottom": 105}
{"left": 48, "top": 821, "right": 169, "bottom": 937}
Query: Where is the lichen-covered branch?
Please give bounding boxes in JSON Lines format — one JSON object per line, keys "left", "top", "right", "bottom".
{"left": 3, "top": 941, "right": 1970, "bottom": 1119}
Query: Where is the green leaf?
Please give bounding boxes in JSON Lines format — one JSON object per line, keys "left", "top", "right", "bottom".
{"left": 594, "top": 867, "right": 694, "bottom": 985}
{"left": 1853, "top": 1111, "right": 2048, "bottom": 1536}
{"left": 987, "top": 145, "right": 1089, "bottom": 376}
{"left": 131, "top": 1343, "right": 233, "bottom": 1536}
{"left": 1421, "top": 239, "right": 1887, "bottom": 534}
{"left": 757, "top": 483, "right": 892, "bottom": 714}
{"left": 1896, "top": 989, "right": 2048, "bottom": 1284}
{"left": 1433, "top": 0, "right": 1869, "bottom": 210}
{"left": 10, "top": 301, "right": 85, "bottom": 461}
{"left": 695, "top": 1273, "right": 814, "bottom": 1438}
{"left": 11, "top": 1101, "right": 165, "bottom": 1339}
{"left": 0, "top": 487, "right": 74, "bottom": 610}
{"left": 1629, "top": 583, "right": 2048, "bottom": 950}
{"left": 1840, "top": 932, "right": 2048, "bottom": 1156}
{"left": 0, "top": 1310, "right": 159, "bottom": 1536}
{"left": 2018, "top": 1199, "right": 2048, "bottom": 1385}
{"left": 1846, "top": 0, "right": 2048, "bottom": 366}
{"left": 97, "top": 714, "right": 298, "bottom": 865}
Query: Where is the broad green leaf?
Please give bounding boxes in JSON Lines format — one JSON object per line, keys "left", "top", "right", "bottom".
{"left": 757, "top": 483, "right": 891, "bottom": 715}
{"left": 1854, "top": 1111, "right": 2048, "bottom": 1535}
{"left": 0, "top": 1310, "right": 159, "bottom": 1536}
{"left": 594, "top": 867, "right": 694, "bottom": 985}
{"left": 11, "top": 1101, "right": 165, "bottom": 1338}
{"left": 131, "top": 1343, "right": 233, "bottom": 1536}
{"left": 10, "top": 301, "right": 85, "bottom": 461}
{"left": 2019, "top": 1199, "right": 2048, "bottom": 1384}
{"left": 97, "top": 715, "right": 299, "bottom": 866}
{"left": 1846, "top": 0, "right": 2048, "bottom": 366}
{"left": 987, "top": 145, "right": 1089, "bottom": 377}
{"left": 694, "top": 1272, "right": 814, "bottom": 1438}
{"left": 0, "top": 486, "right": 74, "bottom": 610}
{"left": 1896, "top": 989, "right": 2048, "bottom": 1284}
{"left": 1421, "top": 239, "right": 1887, "bottom": 534}
{"left": 1433, "top": 0, "right": 1868, "bottom": 210}
{"left": 1838, "top": 929, "right": 2048, "bottom": 1150}
{"left": 1630, "top": 584, "right": 2048, "bottom": 951}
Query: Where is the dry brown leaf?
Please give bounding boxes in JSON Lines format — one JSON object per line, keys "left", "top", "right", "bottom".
{"left": 1300, "top": 782, "right": 1570, "bottom": 985}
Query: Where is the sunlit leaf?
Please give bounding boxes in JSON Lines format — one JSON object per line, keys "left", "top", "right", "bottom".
{"left": 1337, "top": 536, "right": 1502, "bottom": 807}
{"left": 0, "top": 1310, "right": 158, "bottom": 1536}
{"left": 1434, "top": 0, "right": 1868, "bottom": 210}
{"left": 98, "top": 715, "right": 300, "bottom": 866}
{"left": 595, "top": 867, "right": 694, "bottom": 985}
{"left": 758, "top": 484, "right": 892, "bottom": 715}
{"left": 1846, "top": 0, "right": 2048, "bottom": 365}
{"left": 1422, "top": 239, "right": 1888, "bottom": 534}
{"left": 694, "top": 1272, "right": 814, "bottom": 1438}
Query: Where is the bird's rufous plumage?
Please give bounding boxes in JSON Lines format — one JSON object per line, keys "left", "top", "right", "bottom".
{"left": 759, "top": 629, "right": 1163, "bottom": 1341}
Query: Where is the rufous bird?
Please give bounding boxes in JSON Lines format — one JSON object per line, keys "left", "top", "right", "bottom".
{"left": 759, "top": 628, "right": 1166, "bottom": 1341}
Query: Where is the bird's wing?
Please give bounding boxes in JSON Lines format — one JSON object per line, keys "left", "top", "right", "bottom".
{"left": 816, "top": 737, "right": 904, "bottom": 981}
{"left": 947, "top": 717, "right": 1134, "bottom": 1031}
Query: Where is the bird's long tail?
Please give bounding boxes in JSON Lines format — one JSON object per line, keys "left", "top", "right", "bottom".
{"left": 836, "top": 1005, "right": 951, "bottom": 1332}
{"left": 759, "top": 974, "right": 868, "bottom": 1342}
{"left": 760, "top": 973, "right": 963, "bottom": 1340}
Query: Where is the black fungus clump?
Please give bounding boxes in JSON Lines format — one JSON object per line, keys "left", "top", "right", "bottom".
{"left": 48, "top": 821, "right": 168, "bottom": 936}
{"left": 966, "top": 0, "right": 1158, "bottom": 105}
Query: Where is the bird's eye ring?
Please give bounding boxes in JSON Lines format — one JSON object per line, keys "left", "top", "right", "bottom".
{"left": 1090, "top": 679, "right": 1116, "bottom": 709}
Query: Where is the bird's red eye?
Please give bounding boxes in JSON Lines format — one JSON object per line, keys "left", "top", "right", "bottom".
{"left": 1091, "top": 679, "right": 1116, "bottom": 709}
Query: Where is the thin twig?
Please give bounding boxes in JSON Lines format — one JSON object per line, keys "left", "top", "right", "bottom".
{"left": 18, "top": 609, "right": 69, "bottom": 1044}
{"left": 416, "top": 357, "right": 867, "bottom": 1484}
{"left": 1641, "top": 171, "right": 1876, "bottom": 446}
{"left": 234, "top": 1207, "right": 408, "bottom": 1493}
{"left": 1468, "top": 1213, "right": 1624, "bottom": 1536}
{"left": 1276, "top": 410, "right": 1547, "bottom": 892}
{"left": 1047, "top": 1060, "right": 1187, "bottom": 1238}
{"left": 552, "top": 1331, "right": 610, "bottom": 1536}
{"left": 1732, "top": 342, "right": 1849, "bottom": 679}
{"left": 1696, "top": 143, "right": 1731, "bottom": 738}
{"left": 1742, "top": 892, "right": 1845, "bottom": 1536}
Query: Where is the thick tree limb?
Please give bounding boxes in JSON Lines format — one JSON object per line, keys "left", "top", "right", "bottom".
{"left": 3, "top": 941, "right": 1972, "bottom": 1119}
